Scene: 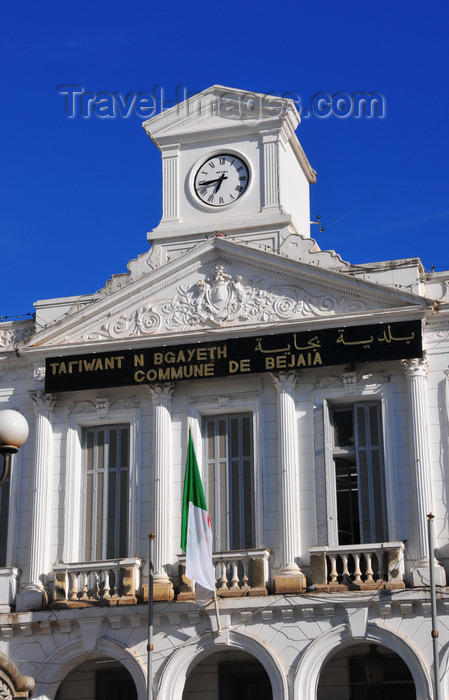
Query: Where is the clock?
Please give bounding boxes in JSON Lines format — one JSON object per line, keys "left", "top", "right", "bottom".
{"left": 193, "top": 153, "right": 250, "bottom": 207}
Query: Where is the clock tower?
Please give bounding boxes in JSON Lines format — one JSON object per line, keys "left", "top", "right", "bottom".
{"left": 143, "top": 85, "right": 316, "bottom": 264}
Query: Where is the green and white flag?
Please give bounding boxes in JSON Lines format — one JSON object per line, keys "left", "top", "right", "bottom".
{"left": 181, "top": 430, "right": 215, "bottom": 604}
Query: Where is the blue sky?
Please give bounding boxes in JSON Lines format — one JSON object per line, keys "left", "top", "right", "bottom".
{"left": 2, "top": 1, "right": 449, "bottom": 319}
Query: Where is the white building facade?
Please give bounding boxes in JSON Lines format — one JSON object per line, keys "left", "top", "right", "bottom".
{"left": 0, "top": 85, "right": 448, "bottom": 699}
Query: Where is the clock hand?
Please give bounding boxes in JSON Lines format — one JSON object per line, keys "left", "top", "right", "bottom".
{"left": 215, "top": 174, "right": 227, "bottom": 193}
{"left": 198, "top": 175, "right": 229, "bottom": 187}
{"left": 198, "top": 178, "right": 222, "bottom": 186}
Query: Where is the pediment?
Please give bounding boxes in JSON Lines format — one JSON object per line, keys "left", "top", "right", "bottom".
{"left": 22, "top": 238, "right": 428, "bottom": 353}
{"left": 143, "top": 85, "right": 300, "bottom": 143}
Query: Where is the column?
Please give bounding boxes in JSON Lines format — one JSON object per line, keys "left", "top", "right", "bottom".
{"left": 271, "top": 371, "right": 305, "bottom": 593}
{"left": 147, "top": 383, "right": 175, "bottom": 601}
{"left": 16, "top": 392, "right": 56, "bottom": 612}
{"left": 402, "top": 358, "right": 446, "bottom": 585}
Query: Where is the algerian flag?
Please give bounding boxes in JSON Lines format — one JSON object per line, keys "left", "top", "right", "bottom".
{"left": 181, "top": 430, "right": 215, "bottom": 604}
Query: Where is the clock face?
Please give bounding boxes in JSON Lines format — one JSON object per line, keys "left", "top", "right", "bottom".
{"left": 194, "top": 154, "right": 249, "bottom": 207}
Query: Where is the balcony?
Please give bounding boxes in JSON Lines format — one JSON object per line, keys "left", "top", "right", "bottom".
{"left": 309, "top": 542, "right": 406, "bottom": 590}
{"left": 52, "top": 558, "right": 143, "bottom": 607}
{"left": 178, "top": 548, "right": 271, "bottom": 600}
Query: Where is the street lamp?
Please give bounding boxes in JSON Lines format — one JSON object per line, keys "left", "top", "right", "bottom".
{"left": 0, "top": 410, "right": 29, "bottom": 487}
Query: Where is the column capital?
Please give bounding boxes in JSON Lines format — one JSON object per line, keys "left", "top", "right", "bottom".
{"left": 29, "top": 391, "right": 56, "bottom": 416}
{"left": 271, "top": 371, "right": 299, "bottom": 393}
{"left": 401, "top": 356, "right": 428, "bottom": 378}
{"left": 146, "top": 383, "right": 174, "bottom": 406}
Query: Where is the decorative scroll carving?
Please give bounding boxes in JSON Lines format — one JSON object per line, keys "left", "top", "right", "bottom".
{"left": 314, "top": 371, "right": 389, "bottom": 392}
{"left": 0, "top": 323, "right": 34, "bottom": 350}
{"left": 69, "top": 397, "right": 139, "bottom": 417}
{"left": 83, "top": 262, "right": 367, "bottom": 341}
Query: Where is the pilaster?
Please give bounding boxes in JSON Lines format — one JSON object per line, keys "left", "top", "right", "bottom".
{"left": 16, "top": 392, "right": 56, "bottom": 612}
{"left": 147, "top": 383, "right": 175, "bottom": 601}
{"left": 261, "top": 133, "right": 280, "bottom": 211}
{"left": 271, "top": 371, "right": 305, "bottom": 593}
{"left": 402, "top": 357, "right": 446, "bottom": 586}
{"left": 161, "top": 145, "right": 179, "bottom": 222}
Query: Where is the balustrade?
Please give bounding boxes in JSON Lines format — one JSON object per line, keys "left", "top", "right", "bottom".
{"left": 53, "top": 558, "right": 143, "bottom": 605}
{"left": 178, "top": 548, "right": 271, "bottom": 599}
{"left": 310, "top": 543, "right": 405, "bottom": 590}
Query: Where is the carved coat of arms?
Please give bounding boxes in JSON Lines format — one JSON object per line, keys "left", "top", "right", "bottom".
{"left": 193, "top": 265, "right": 247, "bottom": 324}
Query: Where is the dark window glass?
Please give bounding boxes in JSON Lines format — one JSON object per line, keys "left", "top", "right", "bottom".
{"left": 82, "top": 425, "right": 130, "bottom": 561}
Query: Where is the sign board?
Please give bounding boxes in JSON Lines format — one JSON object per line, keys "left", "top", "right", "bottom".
{"left": 45, "top": 319, "right": 422, "bottom": 393}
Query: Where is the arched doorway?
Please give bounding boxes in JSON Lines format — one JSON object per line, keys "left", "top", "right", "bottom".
{"left": 317, "top": 643, "right": 416, "bottom": 699}
{"left": 183, "top": 650, "right": 272, "bottom": 700}
{"left": 55, "top": 657, "right": 137, "bottom": 700}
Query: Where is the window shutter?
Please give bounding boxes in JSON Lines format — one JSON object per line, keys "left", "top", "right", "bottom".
{"left": 354, "top": 403, "right": 387, "bottom": 543}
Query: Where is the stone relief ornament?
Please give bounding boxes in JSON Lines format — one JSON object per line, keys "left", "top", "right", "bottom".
{"left": 83, "top": 262, "right": 368, "bottom": 341}
{"left": 0, "top": 323, "right": 34, "bottom": 350}
{"left": 34, "top": 365, "right": 45, "bottom": 383}
{"left": 69, "top": 397, "right": 139, "bottom": 417}
{"left": 314, "top": 371, "right": 388, "bottom": 391}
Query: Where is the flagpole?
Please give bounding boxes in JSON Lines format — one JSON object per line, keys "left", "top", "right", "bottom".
{"left": 147, "top": 533, "right": 155, "bottom": 700}
{"left": 427, "top": 514, "right": 441, "bottom": 700}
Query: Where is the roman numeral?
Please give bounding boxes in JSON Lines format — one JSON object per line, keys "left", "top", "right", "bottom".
{"left": 219, "top": 196, "right": 224, "bottom": 204}
{"left": 219, "top": 157, "right": 225, "bottom": 165}
{"left": 208, "top": 194, "right": 214, "bottom": 202}
{"left": 236, "top": 166, "right": 243, "bottom": 172}
{"left": 235, "top": 185, "right": 243, "bottom": 192}
{"left": 239, "top": 176, "right": 246, "bottom": 181}
{"left": 200, "top": 188, "right": 207, "bottom": 196}
{"left": 208, "top": 161, "right": 215, "bottom": 168}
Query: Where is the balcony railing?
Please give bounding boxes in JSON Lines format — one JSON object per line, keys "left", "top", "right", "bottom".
{"left": 178, "top": 548, "right": 271, "bottom": 600}
{"left": 52, "top": 558, "right": 143, "bottom": 606}
{"left": 309, "top": 542, "right": 405, "bottom": 590}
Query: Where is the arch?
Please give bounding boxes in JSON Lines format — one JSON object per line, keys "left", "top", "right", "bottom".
{"left": 32, "top": 638, "right": 146, "bottom": 700}
{"left": 294, "top": 623, "right": 433, "bottom": 700}
{"left": 156, "top": 628, "right": 288, "bottom": 700}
